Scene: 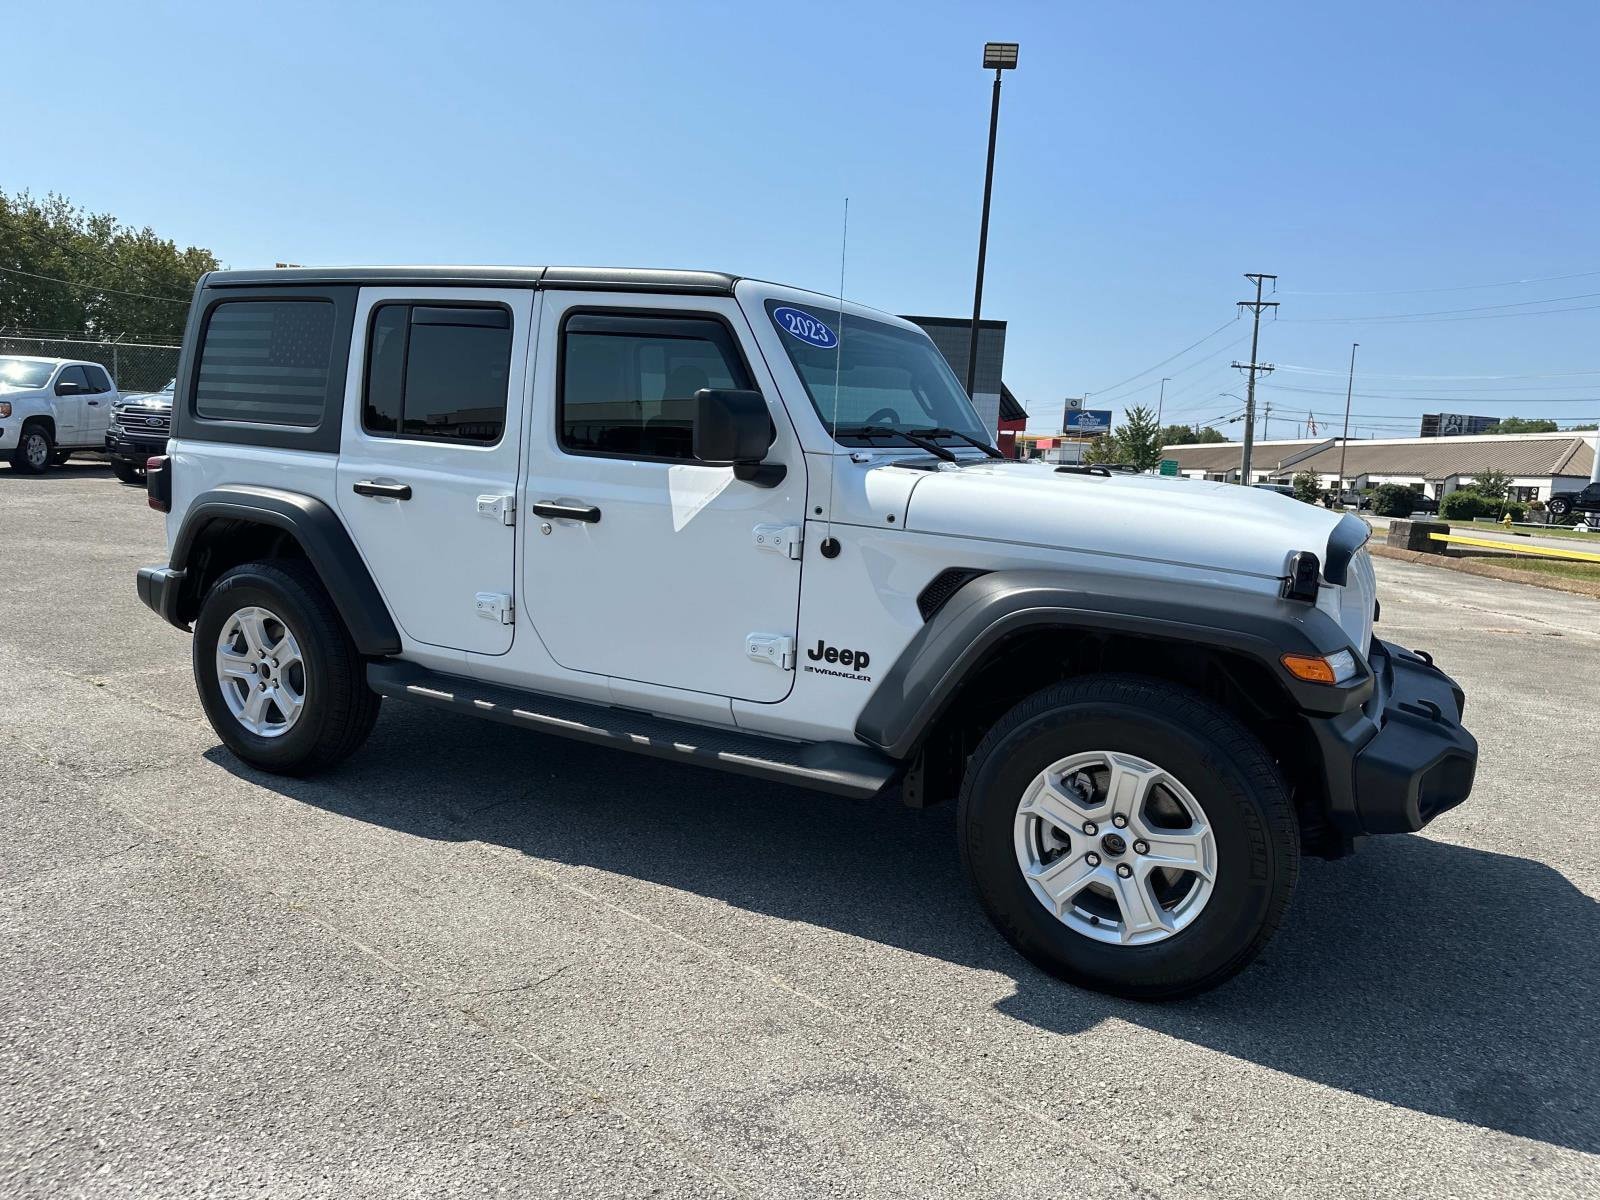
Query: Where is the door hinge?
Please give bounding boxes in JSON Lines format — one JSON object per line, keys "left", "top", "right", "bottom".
{"left": 746, "top": 633, "right": 796, "bottom": 671}
{"left": 474, "top": 592, "right": 514, "bottom": 625}
{"left": 753, "top": 523, "right": 802, "bottom": 559}
{"left": 477, "top": 492, "right": 516, "bottom": 526}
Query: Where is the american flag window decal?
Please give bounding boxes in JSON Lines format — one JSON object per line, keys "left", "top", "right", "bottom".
{"left": 196, "top": 300, "right": 336, "bottom": 427}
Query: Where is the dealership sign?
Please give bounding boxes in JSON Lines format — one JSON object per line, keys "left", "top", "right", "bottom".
{"left": 1064, "top": 408, "right": 1114, "bottom": 437}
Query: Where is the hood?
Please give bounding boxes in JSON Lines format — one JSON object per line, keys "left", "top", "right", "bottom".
{"left": 902, "top": 461, "right": 1353, "bottom": 580}
{"left": 116, "top": 390, "right": 173, "bottom": 409}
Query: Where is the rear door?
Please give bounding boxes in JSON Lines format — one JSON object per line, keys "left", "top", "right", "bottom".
{"left": 80, "top": 364, "right": 116, "bottom": 441}
{"left": 336, "top": 287, "right": 533, "bottom": 656}
{"left": 521, "top": 291, "right": 806, "bottom": 702}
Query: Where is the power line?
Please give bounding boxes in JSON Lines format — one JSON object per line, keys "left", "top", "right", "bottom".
{"left": 1088, "top": 316, "right": 1238, "bottom": 399}
{"left": 1277, "top": 268, "right": 1600, "bottom": 297}
{"left": 1275, "top": 364, "right": 1600, "bottom": 381}
{"left": 11, "top": 224, "right": 197, "bottom": 301}
{"left": 0, "top": 263, "right": 191, "bottom": 306}
{"left": 1282, "top": 301, "right": 1600, "bottom": 325}
{"left": 1259, "top": 381, "right": 1600, "bottom": 404}
{"left": 1281, "top": 290, "right": 1600, "bottom": 323}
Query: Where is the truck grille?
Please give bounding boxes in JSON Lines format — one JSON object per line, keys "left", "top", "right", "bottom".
{"left": 113, "top": 410, "right": 170, "bottom": 435}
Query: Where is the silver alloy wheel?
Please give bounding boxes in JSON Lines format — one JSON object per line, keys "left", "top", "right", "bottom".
{"left": 23, "top": 431, "right": 49, "bottom": 469}
{"left": 1014, "top": 750, "right": 1217, "bottom": 946}
{"left": 215, "top": 606, "right": 307, "bottom": 737}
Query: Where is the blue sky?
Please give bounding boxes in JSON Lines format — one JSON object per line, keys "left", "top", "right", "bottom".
{"left": 6, "top": 0, "right": 1598, "bottom": 436}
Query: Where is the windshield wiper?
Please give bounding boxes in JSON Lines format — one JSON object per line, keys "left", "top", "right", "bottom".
{"left": 832, "top": 424, "right": 958, "bottom": 463}
{"left": 907, "top": 427, "right": 1004, "bottom": 459}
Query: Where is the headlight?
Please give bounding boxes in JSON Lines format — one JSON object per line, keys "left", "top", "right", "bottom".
{"left": 0, "top": 402, "right": 11, "bottom": 418}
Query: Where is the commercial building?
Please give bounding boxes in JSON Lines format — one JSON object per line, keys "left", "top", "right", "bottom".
{"left": 1162, "top": 431, "right": 1596, "bottom": 502}
{"left": 902, "top": 314, "right": 1027, "bottom": 452}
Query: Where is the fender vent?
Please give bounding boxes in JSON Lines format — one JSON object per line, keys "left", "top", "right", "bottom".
{"left": 917, "top": 568, "right": 990, "bottom": 621}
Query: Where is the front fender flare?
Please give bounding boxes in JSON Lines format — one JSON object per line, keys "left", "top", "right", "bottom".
{"left": 168, "top": 485, "right": 401, "bottom": 656}
{"left": 854, "top": 569, "right": 1370, "bottom": 760}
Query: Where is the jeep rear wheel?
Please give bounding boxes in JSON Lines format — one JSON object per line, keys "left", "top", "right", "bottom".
{"left": 958, "top": 675, "right": 1298, "bottom": 1000}
{"left": 10, "top": 423, "right": 53, "bottom": 474}
{"left": 194, "top": 559, "right": 381, "bottom": 775}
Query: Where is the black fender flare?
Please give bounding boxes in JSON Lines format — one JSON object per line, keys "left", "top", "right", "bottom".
{"left": 169, "top": 485, "right": 401, "bottom": 656}
{"left": 854, "top": 569, "right": 1372, "bottom": 760}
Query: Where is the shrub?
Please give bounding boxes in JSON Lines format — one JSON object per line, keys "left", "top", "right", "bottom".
{"left": 1290, "top": 471, "right": 1321, "bottom": 504}
{"left": 1439, "top": 490, "right": 1490, "bottom": 520}
{"left": 1370, "top": 484, "right": 1419, "bottom": 516}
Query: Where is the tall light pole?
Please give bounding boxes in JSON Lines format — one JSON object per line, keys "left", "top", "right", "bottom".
{"left": 966, "top": 41, "right": 1019, "bottom": 400}
{"left": 1338, "top": 342, "right": 1359, "bottom": 489}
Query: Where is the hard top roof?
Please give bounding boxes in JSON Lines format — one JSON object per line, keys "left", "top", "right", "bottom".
{"left": 204, "top": 265, "right": 739, "bottom": 294}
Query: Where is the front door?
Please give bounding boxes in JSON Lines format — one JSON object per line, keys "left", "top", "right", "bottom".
{"left": 51, "top": 365, "right": 88, "bottom": 442}
{"left": 336, "top": 287, "right": 532, "bottom": 656}
{"left": 522, "top": 291, "right": 806, "bottom": 703}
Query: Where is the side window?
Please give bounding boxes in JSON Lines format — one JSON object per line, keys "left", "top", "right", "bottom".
{"left": 559, "top": 312, "right": 752, "bottom": 460}
{"left": 83, "top": 365, "right": 113, "bottom": 393}
{"left": 196, "top": 300, "right": 336, "bottom": 427}
{"left": 363, "top": 303, "right": 511, "bottom": 443}
{"left": 56, "top": 365, "right": 90, "bottom": 392}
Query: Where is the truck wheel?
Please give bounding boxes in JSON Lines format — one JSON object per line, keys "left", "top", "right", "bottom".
{"left": 1548, "top": 497, "right": 1571, "bottom": 518}
{"left": 111, "top": 460, "right": 146, "bottom": 485}
{"left": 958, "top": 675, "right": 1299, "bottom": 1000}
{"left": 9, "top": 423, "right": 53, "bottom": 474}
{"left": 50, "top": 449, "right": 72, "bottom": 465}
{"left": 193, "top": 559, "right": 381, "bottom": 775}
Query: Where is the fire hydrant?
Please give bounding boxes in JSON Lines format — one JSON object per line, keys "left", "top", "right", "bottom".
{"left": 1502, "top": 511, "right": 1514, "bottom": 528}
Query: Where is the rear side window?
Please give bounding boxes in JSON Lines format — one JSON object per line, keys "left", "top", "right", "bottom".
{"left": 559, "top": 312, "right": 752, "bottom": 460}
{"left": 83, "top": 365, "right": 113, "bottom": 392}
{"left": 195, "top": 300, "right": 337, "bottom": 427}
{"left": 363, "top": 304, "right": 512, "bottom": 443}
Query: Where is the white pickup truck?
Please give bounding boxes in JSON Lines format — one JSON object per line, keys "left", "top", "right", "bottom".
{"left": 0, "top": 355, "right": 120, "bottom": 472}
{"left": 135, "top": 266, "right": 1478, "bottom": 998}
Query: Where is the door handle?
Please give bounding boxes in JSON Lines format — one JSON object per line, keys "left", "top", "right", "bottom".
{"left": 87, "top": 399, "right": 101, "bottom": 406}
{"left": 531, "top": 500, "right": 601, "bottom": 523}
{"left": 353, "top": 480, "right": 413, "bottom": 500}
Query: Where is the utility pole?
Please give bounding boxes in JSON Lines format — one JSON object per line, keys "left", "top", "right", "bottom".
{"left": 1232, "top": 272, "right": 1278, "bottom": 483}
{"left": 1262, "top": 401, "right": 1273, "bottom": 441}
{"left": 1155, "top": 377, "right": 1170, "bottom": 429}
{"left": 1338, "top": 342, "right": 1359, "bottom": 488}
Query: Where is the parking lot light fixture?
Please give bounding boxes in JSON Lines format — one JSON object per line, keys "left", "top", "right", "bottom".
{"left": 966, "top": 41, "right": 1020, "bottom": 399}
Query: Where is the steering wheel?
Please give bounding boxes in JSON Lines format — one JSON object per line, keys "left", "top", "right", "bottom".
{"left": 863, "top": 408, "right": 900, "bottom": 427}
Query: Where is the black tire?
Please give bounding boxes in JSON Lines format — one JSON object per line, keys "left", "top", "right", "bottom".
{"left": 110, "top": 459, "right": 146, "bottom": 485}
{"left": 193, "top": 559, "right": 381, "bottom": 775}
{"left": 50, "top": 449, "right": 72, "bottom": 465}
{"left": 1548, "top": 497, "right": 1571, "bottom": 518}
{"left": 9, "top": 422, "right": 53, "bottom": 474}
{"left": 958, "top": 674, "right": 1299, "bottom": 1001}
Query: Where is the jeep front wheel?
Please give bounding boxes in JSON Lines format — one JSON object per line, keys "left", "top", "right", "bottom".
{"left": 194, "top": 560, "right": 381, "bottom": 775}
{"left": 958, "top": 675, "right": 1299, "bottom": 1000}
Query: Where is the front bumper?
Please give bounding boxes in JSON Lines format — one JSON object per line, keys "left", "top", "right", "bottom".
{"left": 1311, "top": 639, "right": 1478, "bottom": 836}
{"left": 137, "top": 564, "right": 188, "bottom": 629}
{"left": 105, "top": 431, "right": 168, "bottom": 464}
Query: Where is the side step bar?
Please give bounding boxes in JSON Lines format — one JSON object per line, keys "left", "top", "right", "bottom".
{"left": 366, "top": 661, "right": 898, "bottom": 799}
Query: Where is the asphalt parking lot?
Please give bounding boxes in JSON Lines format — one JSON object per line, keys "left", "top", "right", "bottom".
{"left": 3, "top": 463, "right": 1598, "bottom": 1199}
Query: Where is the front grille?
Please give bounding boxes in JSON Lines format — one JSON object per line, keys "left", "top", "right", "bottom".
{"left": 113, "top": 409, "right": 170, "bottom": 433}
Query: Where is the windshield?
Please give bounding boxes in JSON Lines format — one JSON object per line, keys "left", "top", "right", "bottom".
{"left": 0, "top": 358, "right": 55, "bottom": 390}
{"left": 764, "top": 300, "right": 989, "bottom": 446}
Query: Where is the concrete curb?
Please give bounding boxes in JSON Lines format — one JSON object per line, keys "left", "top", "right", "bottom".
{"left": 1368, "top": 542, "right": 1600, "bottom": 600}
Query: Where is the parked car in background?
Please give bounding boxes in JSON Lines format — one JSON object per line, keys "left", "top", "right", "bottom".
{"left": 1547, "top": 481, "right": 1600, "bottom": 520}
{"left": 1337, "top": 489, "right": 1370, "bottom": 509}
{"left": 1409, "top": 492, "right": 1439, "bottom": 515}
{"left": 0, "top": 356, "right": 119, "bottom": 473}
{"left": 105, "top": 378, "right": 175, "bottom": 484}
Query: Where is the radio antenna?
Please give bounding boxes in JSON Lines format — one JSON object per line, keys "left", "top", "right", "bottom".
{"left": 821, "top": 197, "right": 849, "bottom": 554}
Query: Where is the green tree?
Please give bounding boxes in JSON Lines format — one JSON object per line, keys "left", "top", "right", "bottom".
{"left": 1472, "top": 468, "right": 1510, "bottom": 501}
{"left": 1159, "top": 423, "right": 1226, "bottom": 445}
{"left": 1117, "top": 404, "right": 1163, "bottom": 471}
{"left": 1488, "top": 417, "right": 1557, "bottom": 434}
{"left": 0, "top": 189, "right": 218, "bottom": 341}
{"left": 1291, "top": 471, "right": 1321, "bottom": 504}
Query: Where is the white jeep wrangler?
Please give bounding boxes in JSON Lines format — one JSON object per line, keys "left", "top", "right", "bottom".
{"left": 137, "top": 267, "right": 1477, "bottom": 998}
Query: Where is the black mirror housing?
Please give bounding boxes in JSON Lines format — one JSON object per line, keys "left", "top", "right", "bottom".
{"left": 55, "top": 380, "right": 86, "bottom": 396}
{"left": 693, "top": 389, "right": 784, "bottom": 487}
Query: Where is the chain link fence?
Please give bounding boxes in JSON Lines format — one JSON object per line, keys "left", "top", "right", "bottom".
{"left": 0, "top": 335, "right": 180, "bottom": 395}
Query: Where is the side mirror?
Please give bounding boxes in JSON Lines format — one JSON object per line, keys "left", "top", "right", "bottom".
{"left": 55, "top": 380, "right": 87, "bottom": 396}
{"left": 693, "top": 389, "right": 784, "bottom": 487}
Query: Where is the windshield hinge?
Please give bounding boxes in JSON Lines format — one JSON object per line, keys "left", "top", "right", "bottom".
{"left": 753, "top": 523, "right": 803, "bottom": 560}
